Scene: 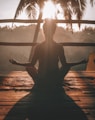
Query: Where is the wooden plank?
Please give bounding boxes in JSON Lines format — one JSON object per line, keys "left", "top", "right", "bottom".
{"left": 0, "top": 71, "right": 95, "bottom": 120}
{"left": 0, "top": 42, "right": 95, "bottom": 46}
{"left": 0, "top": 19, "right": 95, "bottom": 24}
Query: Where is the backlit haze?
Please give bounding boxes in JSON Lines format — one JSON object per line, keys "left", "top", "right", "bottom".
{"left": 0, "top": 0, "right": 95, "bottom": 73}
{"left": 0, "top": 0, "right": 95, "bottom": 31}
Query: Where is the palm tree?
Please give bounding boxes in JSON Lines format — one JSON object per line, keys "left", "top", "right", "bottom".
{"left": 14, "top": 0, "right": 94, "bottom": 61}
{"left": 14, "top": 0, "right": 95, "bottom": 19}
{"left": 14, "top": 0, "right": 45, "bottom": 61}
{"left": 14, "top": 0, "right": 95, "bottom": 26}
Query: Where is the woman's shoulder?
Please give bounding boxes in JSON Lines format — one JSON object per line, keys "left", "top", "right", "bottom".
{"left": 54, "top": 42, "right": 63, "bottom": 49}
{"left": 35, "top": 41, "right": 45, "bottom": 49}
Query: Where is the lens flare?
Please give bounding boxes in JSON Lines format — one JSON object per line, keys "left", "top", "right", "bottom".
{"left": 42, "top": 0, "right": 57, "bottom": 19}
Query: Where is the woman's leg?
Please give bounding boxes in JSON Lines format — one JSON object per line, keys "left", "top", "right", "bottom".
{"left": 26, "top": 66, "right": 38, "bottom": 83}
{"left": 59, "top": 65, "right": 71, "bottom": 79}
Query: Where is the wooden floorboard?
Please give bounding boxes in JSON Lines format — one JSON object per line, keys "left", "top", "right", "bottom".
{"left": 0, "top": 71, "right": 95, "bottom": 120}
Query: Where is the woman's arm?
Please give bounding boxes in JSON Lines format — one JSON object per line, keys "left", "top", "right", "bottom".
{"left": 59, "top": 45, "right": 67, "bottom": 66}
{"left": 59, "top": 46, "right": 87, "bottom": 67}
{"left": 67, "top": 59, "right": 87, "bottom": 67}
{"left": 9, "top": 46, "right": 39, "bottom": 67}
{"left": 9, "top": 59, "right": 32, "bottom": 67}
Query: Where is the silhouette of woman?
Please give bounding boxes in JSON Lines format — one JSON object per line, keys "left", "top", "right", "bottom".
{"left": 7, "top": 19, "right": 88, "bottom": 120}
{"left": 9, "top": 19, "right": 86, "bottom": 89}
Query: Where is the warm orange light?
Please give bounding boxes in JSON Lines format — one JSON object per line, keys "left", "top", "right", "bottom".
{"left": 42, "top": 1, "right": 80, "bottom": 31}
{"left": 42, "top": 0, "right": 57, "bottom": 19}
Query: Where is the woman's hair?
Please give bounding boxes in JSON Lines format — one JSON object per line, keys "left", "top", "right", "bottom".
{"left": 43, "top": 19, "right": 56, "bottom": 34}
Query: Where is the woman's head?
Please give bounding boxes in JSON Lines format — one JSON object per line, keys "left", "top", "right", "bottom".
{"left": 43, "top": 19, "right": 56, "bottom": 39}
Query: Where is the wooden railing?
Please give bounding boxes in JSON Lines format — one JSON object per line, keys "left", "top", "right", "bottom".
{"left": 0, "top": 42, "right": 95, "bottom": 46}
{"left": 0, "top": 19, "right": 95, "bottom": 24}
{"left": 0, "top": 19, "right": 95, "bottom": 47}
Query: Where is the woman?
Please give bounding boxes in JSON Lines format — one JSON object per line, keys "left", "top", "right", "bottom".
{"left": 9, "top": 19, "right": 88, "bottom": 120}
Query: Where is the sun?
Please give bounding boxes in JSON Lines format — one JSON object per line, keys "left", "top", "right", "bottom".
{"left": 42, "top": 0, "right": 57, "bottom": 19}
{"left": 42, "top": 1, "right": 80, "bottom": 31}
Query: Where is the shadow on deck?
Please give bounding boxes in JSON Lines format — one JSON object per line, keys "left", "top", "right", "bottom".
{"left": 0, "top": 71, "right": 95, "bottom": 120}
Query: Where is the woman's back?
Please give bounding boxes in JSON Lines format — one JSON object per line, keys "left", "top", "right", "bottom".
{"left": 36, "top": 41, "right": 64, "bottom": 79}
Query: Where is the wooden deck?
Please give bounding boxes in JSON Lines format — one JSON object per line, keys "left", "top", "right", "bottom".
{"left": 0, "top": 71, "right": 95, "bottom": 120}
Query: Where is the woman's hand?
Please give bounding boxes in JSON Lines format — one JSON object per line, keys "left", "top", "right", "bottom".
{"left": 9, "top": 59, "right": 17, "bottom": 64}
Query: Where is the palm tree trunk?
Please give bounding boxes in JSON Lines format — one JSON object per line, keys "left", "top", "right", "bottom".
{"left": 29, "top": 12, "right": 42, "bottom": 61}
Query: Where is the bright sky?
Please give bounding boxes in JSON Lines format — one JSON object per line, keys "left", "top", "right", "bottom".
{"left": 0, "top": 0, "right": 95, "bottom": 29}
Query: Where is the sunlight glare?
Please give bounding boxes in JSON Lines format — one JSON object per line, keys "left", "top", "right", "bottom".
{"left": 42, "top": 0, "right": 57, "bottom": 19}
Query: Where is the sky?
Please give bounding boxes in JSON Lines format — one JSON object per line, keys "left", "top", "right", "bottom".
{"left": 0, "top": 0, "right": 95, "bottom": 29}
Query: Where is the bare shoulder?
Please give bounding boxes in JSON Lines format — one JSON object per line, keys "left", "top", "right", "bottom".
{"left": 55, "top": 43, "right": 64, "bottom": 49}
{"left": 34, "top": 42, "right": 43, "bottom": 49}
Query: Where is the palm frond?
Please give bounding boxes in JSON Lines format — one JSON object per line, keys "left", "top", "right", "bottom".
{"left": 57, "top": 0, "right": 86, "bottom": 29}
{"left": 59, "top": 0, "right": 86, "bottom": 20}
{"left": 14, "top": 0, "right": 94, "bottom": 20}
{"left": 14, "top": 0, "right": 28, "bottom": 19}
{"left": 90, "top": 0, "right": 94, "bottom": 6}
{"left": 14, "top": 0, "right": 46, "bottom": 19}
{"left": 25, "top": 4, "right": 38, "bottom": 19}
{"left": 72, "top": 0, "right": 86, "bottom": 18}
